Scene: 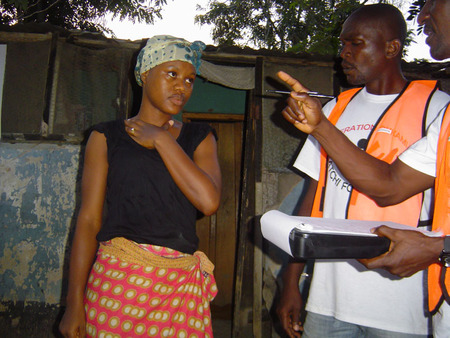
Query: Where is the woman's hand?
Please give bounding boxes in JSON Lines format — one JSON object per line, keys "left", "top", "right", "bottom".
{"left": 125, "top": 119, "right": 174, "bottom": 149}
{"left": 59, "top": 300, "right": 87, "bottom": 338}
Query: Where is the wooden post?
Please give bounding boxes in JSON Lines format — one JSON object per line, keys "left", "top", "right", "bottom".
{"left": 253, "top": 182, "right": 263, "bottom": 337}
{"left": 232, "top": 56, "right": 263, "bottom": 337}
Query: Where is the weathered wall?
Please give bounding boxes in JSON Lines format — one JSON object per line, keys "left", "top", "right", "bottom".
{"left": 0, "top": 63, "right": 250, "bottom": 337}
{"left": 262, "top": 60, "right": 335, "bottom": 174}
{"left": 260, "top": 59, "right": 336, "bottom": 336}
{"left": 0, "top": 142, "right": 81, "bottom": 337}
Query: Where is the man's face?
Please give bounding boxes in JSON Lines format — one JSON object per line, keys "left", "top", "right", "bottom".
{"left": 418, "top": 0, "right": 450, "bottom": 60}
{"left": 338, "top": 17, "right": 388, "bottom": 86}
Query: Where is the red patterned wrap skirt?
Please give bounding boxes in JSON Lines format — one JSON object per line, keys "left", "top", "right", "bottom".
{"left": 84, "top": 237, "right": 218, "bottom": 337}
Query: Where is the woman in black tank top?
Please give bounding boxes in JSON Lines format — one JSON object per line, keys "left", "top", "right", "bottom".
{"left": 59, "top": 35, "right": 222, "bottom": 338}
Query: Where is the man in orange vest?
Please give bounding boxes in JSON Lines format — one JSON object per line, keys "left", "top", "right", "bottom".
{"left": 277, "top": 3, "right": 450, "bottom": 338}
{"left": 278, "top": 0, "right": 450, "bottom": 336}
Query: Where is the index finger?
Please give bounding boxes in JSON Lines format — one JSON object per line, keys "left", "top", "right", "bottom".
{"left": 277, "top": 71, "right": 310, "bottom": 93}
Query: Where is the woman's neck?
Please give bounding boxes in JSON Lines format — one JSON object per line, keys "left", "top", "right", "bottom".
{"left": 133, "top": 111, "right": 171, "bottom": 127}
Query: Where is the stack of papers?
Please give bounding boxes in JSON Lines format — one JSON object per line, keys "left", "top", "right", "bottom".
{"left": 260, "top": 210, "right": 436, "bottom": 258}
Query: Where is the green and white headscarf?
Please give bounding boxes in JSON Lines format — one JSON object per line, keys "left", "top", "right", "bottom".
{"left": 134, "top": 35, "right": 206, "bottom": 86}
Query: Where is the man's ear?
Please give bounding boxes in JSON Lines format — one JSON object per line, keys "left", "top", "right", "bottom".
{"left": 385, "top": 39, "right": 402, "bottom": 59}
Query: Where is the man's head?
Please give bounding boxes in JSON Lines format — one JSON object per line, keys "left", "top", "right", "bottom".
{"left": 339, "top": 4, "right": 406, "bottom": 87}
{"left": 418, "top": 0, "right": 450, "bottom": 60}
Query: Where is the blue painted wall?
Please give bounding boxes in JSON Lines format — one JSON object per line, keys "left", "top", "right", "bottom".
{"left": 0, "top": 142, "right": 81, "bottom": 305}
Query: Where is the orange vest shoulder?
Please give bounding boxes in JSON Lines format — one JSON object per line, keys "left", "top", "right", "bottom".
{"left": 428, "top": 103, "right": 450, "bottom": 312}
{"left": 311, "top": 81, "right": 438, "bottom": 226}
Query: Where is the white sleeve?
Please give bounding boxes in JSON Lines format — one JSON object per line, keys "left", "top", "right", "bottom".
{"left": 293, "top": 135, "right": 321, "bottom": 180}
{"left": 423, "top": 90, "right": 450, "bottom": 128}
{"left": 292, "top": 99, "right": 337, "bottom": 181}
{"left": 398, "top": 106, "right": 445, "bottom": 178}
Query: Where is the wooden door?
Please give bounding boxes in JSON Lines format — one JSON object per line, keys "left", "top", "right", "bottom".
{"left": 183, "top": 113, "right": 244, "bottom": 320}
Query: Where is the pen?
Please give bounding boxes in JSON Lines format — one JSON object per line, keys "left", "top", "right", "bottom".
{"left": 266, "top": 89, "right": 335, "bottom": 99}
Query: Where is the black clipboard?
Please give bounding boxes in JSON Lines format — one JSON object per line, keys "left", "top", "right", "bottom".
{"left": 289, "top": 228, "right": 391, "bottom": 259}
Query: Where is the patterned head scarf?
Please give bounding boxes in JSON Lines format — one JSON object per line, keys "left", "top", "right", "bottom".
{"left": 134, "top": 35, "right": 206, "bottom": 86}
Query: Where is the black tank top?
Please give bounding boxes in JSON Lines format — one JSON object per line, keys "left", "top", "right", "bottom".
{"left": 93, "top": 119, "right": 217, "bottom": 254}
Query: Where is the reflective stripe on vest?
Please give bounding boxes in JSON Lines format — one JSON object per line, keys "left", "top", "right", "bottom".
{"left": 311, "top": 80, "right": 438, "bottom": 226}
{"left": 428, "top": 103, "right": 450, "bottom": 313}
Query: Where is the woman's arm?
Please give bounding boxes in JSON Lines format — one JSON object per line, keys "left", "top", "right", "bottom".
{"left": 155, "top": 130, "right": 222, "bottom": 216}
{"left": 125, "top": 119, "right": 222, "bottom": 216}
{"left": 59, "top": 131, "right": 108, "bottom": 338}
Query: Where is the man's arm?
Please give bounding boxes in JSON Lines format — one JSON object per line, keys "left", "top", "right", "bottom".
{"left": 310, "top": 119, "right": 434, "bottom": 205}
{"left": 278, "top": 71, "right": 435, "bottom": 205}
{"left": 277, "top": 71, "right": 441, "bottom": 278}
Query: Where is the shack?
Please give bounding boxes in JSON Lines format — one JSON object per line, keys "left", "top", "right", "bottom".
{"left": 0, "top": 25, "right": 448, "bottom": 337}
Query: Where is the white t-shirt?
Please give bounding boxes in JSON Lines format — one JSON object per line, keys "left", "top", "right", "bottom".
{"left": 399, "top": 99, "right": 449, "bottom": 177}
{"left": 293, "top": 87, "right": 449, "bottom": 334}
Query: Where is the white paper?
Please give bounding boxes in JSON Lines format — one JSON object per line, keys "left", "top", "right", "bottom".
{"left": 260, "top": 210, "right": 438, "bottom": 256}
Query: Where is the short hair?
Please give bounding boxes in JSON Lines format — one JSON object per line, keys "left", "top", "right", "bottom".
{"left": 350, "top": 3, "right": 407, "bottom": 46}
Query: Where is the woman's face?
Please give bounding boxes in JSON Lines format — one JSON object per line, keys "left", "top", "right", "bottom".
{"left": 141, "top": 60, "right": 196, "bottom": 116}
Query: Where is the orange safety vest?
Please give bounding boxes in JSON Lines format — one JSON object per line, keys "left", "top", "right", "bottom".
{"left": 311, "top": 80, "right": 439, "bottom": 226}
{"left": 428, "top": 102, "right": 450, "bottom": 313}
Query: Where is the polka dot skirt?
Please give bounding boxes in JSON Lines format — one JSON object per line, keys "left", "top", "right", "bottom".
{"left": 84, "top": 238, "right": 218, "bottom": 337}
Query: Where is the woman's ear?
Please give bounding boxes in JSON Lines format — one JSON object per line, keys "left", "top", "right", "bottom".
{"left": 386, "top": 39, "right": 402, "bottom": 59}
{"left": 141, "top": 70, "right": 149, "bottom": 85}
